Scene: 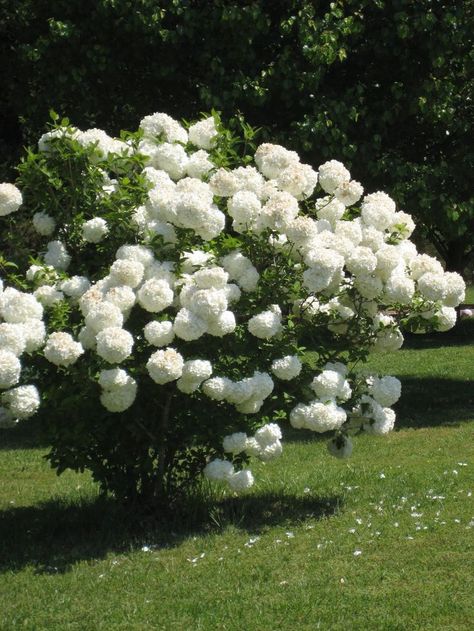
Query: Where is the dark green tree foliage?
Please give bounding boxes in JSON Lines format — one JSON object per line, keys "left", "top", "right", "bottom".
{"left": 1, "top": 0, "right": 473, "bottom": 270}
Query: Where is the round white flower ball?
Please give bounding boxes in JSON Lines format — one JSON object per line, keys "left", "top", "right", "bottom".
{"left": 443, "top": 272, "right": 466, "bottom": 308}
{"left": 104, "top": 285, "right": 136, "bottom": 313}
{"left": 334, "top": 180, "right": 364, "bottom": 206}
{"left": 85, "top": 302, "right": 123, "bottom": 334}
{"left": 137, "top": 279, "right": 174, "bottom": 313}
{"left": 390, "top": 210, "right": 415, "bottom": 238}
{"left": 0, "top": 350, "right": 21, "bottom": 388}
{"left": 152, "top": 142, "right": 189, "bottom": 180}
{"left": 345, "top": 248, "right": 376, "bottom": 279}
{"left": 60, "top": 276, "right": 91, "bottom": 299}
{"left": 139, "top": 112, "right": 188, "bottom": 144}
{"left": 100, "top": 381, "right": 137, "bottom": 413}
{"left": 371, "top": 326, "right": 404, "bottom": 353}
{"left": 318, "top": 160, "right": 350, "bottom": 194}
{"left": 146, "top": 347, "right": 184, "bottom": 384}
{"left": 258, "top": 439, "right": 283, "bottom": 461}
{"left": 43, "top": 332, "right": 84, "bottom": 367}
{"left": 173, "top": 308, "right": 207, "bottom": 341}
{"left": 228, "top": 191, "right": 261, "bottom": 231}
{"left": 384, "top": 272, "right": 415, "bottom": 305}
{"left": 202, "top": 376, "right": 233, "bottom": 401}
{"left": 33, "top": 285, "right": 64, "bottom": 307}
{"left": 0, "top": 183, "right": 22, "bottom": 216}
{"left": 144, "top": 320, "right": 175, "bottom": 347}
{"left": 96, "top": 327, "right": 134, "bottom": 364}
{"left": 271, "top": 355, "right": 303, "bottom": 381}
{"left": 186, "top": 150, "right": 214, "bottom": 179}
{"left": 109, "top": 259, "right": 144, "bottom": 288}
{"left": 369, "top": 376, "right": 401, "bottom": 407}
{"left": 434, "top": 306, "right": 457, "bottom": 332}
{"left": 181, "top": 359, "right": 213, "bottom": 383}
{"left": 22, "top": 319, "right": 46, "bottom": 352}
{"left": 315, "top": 196, "right": 346, "bottom": 224}
{"left": 0, "top": 323, "right": 27, "bottom": 357}
{"left": 188, "top": 116, "right": 218, "bottom": 150}
{"left": 98, "top": 368, "right": 131, "bottom": 390}
{"left": 2, "top": 385, "right": 40, "bottom": 419}
{"left": 417, "top": 272, "right": 447, "bottom": 302}
{"left": 78, "top": 326, "right": 97, "bottom": 350}
{"left": 255, "top": 143, "right": 299, "bottom": 180}
{"left": 206, "top": 310, "right": 237, "bottom": 337}
{"left": 32, "top": 211, "right": 56, "bottom": 236}
{"left": 44, "top": 240, "right": 71, "bottom": 270}
{"left": 254, "top": 423, "right": 282, "bottom": 448}
{"left": 203, "top": 458, "right": 234, "bottom": 481}
{"left": 0, "top": 288, "right": 44, "bottom": 323}
{"left": 311, "top": 370, "right": 352, "bottom": 401}
{"left": 409, "top": 254, "right": 444, "bottom": 281}
{"left": 248, "top": 308, "right": 282, "bottom": 339}
{"left": 115, "top": 244, "right": 155, "bottom": 268}
{"left": 82, "top": 217, "right": 109, "bottom": 243}
{"left": 360, "top": 192, "right": 397, "bottom": 231}
{"left": 227, "top": 469, "right": 254, "bottom": 492}
{"left": 223, "top": 432, "right": 248, "bottom": 454}
{"left": 364, "top": 407, "right": 396, "bottom": 435}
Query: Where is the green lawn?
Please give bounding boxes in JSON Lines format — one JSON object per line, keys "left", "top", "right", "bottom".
{"left": 464, "top": 284, "right": 474, "bottom": 303}
{"left": 1, "top": 322, "right": 473, "bottom": 630}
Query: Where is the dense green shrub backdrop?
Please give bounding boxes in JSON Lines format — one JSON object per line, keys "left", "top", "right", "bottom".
{"left": 1, "top": 0, "right": 473, "bottom": 271}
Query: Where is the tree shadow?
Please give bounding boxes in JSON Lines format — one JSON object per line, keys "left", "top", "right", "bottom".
{"left": 283, "top": 375, "right": 473, "bottom": 445}
{"left": 393, "top": 376, "right": 474, "bottom": 429}
{"left": 0, "top": 416, "right": 47, "bottom": 451}
{"left": 403, "top": 318, "right": 474, "bottom": 349}
{"left": 0, "top": 492, "right": 341, "bottom": 575}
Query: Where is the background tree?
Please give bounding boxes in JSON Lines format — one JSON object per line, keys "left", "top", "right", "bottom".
{"left": 1, "top": 0, "right": 473, "bottom": 272}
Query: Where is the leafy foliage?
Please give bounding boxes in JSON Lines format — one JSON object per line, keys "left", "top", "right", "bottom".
{"left": 1, "top": 1, "right": 473, "bottom": 270}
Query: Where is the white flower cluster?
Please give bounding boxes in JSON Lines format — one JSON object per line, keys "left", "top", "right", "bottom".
{"left": 0, "top": 183, "right": 23, "bottom": 217}
{"left": 99, "top": 368, "right": 137, "bottom": 413}
{"left": 0, "top": 285, "right": 45, "bottom": 424}
{"left": 1, "top": 111, "right": 465, "bottom": 494}
{"left": 203, "top": 458, "right": 255, "bottom": 492}
{"left": 38, "top": 125, "right": 131, "bottom": 160}
{"left": 202, "top": 370, "right": 274, "bottom": 414}
{"left": 204, "top": 422, "right": 282, "bottom": 492}
{"left": 289, "top": 362, "right": 351, "bottom": 433}
{"left": 356, "top": 394, "right": 397, "bottom": 435}
{"left": 43, "top": 332, "right": 84, "bottom": 367}
{"left": 82, "top": 217, "right": 109, "bottom": 243}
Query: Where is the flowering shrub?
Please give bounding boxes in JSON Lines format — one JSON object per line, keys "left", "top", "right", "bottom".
{"left": 0, "top": 112, "right": 465, "bottom": 506}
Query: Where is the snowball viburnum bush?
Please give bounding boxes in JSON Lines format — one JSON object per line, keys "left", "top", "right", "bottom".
{"left": 0, "top": 112, "right": 465, "bottom": 505}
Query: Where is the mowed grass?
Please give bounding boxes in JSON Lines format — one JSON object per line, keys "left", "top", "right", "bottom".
{"left": 464, "top": 283, "right": 474, "bottom": 303}
{"left": 1, "top": 323, "right": 473, "bottom": 630}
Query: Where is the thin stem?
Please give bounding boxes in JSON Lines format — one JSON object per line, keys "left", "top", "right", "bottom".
{"left": 134, "top": 417, "right": 157, "bottom": 443}
{"left": 154, "top": 391, "right": 173, "bottom": 501}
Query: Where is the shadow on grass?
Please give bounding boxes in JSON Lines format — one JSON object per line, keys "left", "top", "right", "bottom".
{"left": 403, "top": 318, "right": 474, "bottom": 349}
{"left": 284, "top": 375, "right": 473, "bottom": 445}
{"left": 0, "top": 492, "right": 341, "bottom": 574}
{"left": 0, "top": 416, "right": 47, "bottom": 451}
{"left": 393, "top": 376, "right": 474, "bottom": 428}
